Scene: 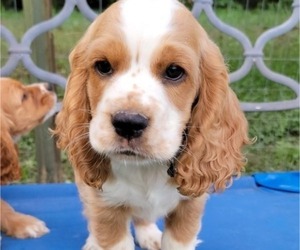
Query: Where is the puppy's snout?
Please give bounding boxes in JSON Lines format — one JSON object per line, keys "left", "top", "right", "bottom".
{"left": 43, "top": 83, "right": 53, "bottom": 91}
{"left": 112, "top": 111, "right": 148, "bottom": 140}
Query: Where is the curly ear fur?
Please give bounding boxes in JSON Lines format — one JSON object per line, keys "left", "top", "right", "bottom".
{"left": 0, "top": 122, "right": 20, "bottom": 184}
{"left": 175, "top": 39, "right": 250, "bottom": 197}
{"left": 53, "top": 27, "right": 111, "bottom": 189}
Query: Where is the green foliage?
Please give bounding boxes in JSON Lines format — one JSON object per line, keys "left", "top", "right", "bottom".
{"left": 17, "top": 132, "right": 38, "bottom": 183}
{"left": 245, "top": 110, "right": 299, "bottom": 173}
{"left": 247, "top": 111, "right": 299, "bottom": 144}
{"left": 246, "top": 139, "right": 299, "bottom": 173}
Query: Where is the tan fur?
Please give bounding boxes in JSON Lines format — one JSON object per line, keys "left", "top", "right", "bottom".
{"left": 0, "top": 77, "right": 55, "bottom": 238}
{"left": 53, "top": 4, "right": 125, "bottom": 190}
{"left": 0, "top": 200, "right": 48, "bottom": 239}
{"left": 0, "top": 128, "right": 20, "bottom": 183}
{"left": 174, "top": 37, "right": 250, "bottom": 196}
{"left": 151, "top": 42, "right": 198, "bottom": 114}
{"left": 76, "top": 175, "right": 132, "bottom": 248}
{"left": 165, "top": 195, "right": 207, "bottom": 244}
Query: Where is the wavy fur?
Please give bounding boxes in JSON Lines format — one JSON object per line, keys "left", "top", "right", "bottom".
{"left": 175, "top": 40, "right": 250, "bottom": 196}
{"left": 54, "top": 24, "right": 111, "bottom": 190}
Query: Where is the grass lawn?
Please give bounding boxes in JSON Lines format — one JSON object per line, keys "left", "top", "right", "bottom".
{"left": 1, "top": 4, "right": 299, "bottom": 183}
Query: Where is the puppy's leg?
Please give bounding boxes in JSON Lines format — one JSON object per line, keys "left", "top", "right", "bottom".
{"left": 83, "top": 203, "right": 134, "bottom": 250}
{"left": 0, "top": 199, "right": 49, "bottom": 238}
{"left": 84, "top": 233, "right": 134, "bottom": 250}
{"left": 133, "top": 217, "right": 162, "bottom": 250}
{"left": 162, "top": 194, "right": 208, "bottom": 250}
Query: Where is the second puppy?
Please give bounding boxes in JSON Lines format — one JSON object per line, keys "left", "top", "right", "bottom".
{"left": 0, "top": 77, "right": 56, "bottom": 238}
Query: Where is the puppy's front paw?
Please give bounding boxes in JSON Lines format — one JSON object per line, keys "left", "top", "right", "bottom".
{"left": 4, "top": 212, "right": 49, "bottom": 239}
{"left": 161, "top": 230, "right": 201, "bottom": 250}
{"left": 83, "top": 234, "right": 135, "bottom": 250}
{"left": 135, "top": 223, "right": 162, "bottom": 250}
{"left": 83, "top": 235, "right": 104, "bottom": 250}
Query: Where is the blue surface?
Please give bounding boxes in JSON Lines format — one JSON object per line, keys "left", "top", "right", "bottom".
{"left": 254, "top": 171, "right": 300, "bottom": 193}
{"left": 1, "top": 176, "right": 299, "bottom": 250}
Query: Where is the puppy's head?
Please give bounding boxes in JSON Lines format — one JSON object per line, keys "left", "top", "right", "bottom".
{"left": 0, "top": 77, "right": 57, "bottom": 183}
{"left": 0, "top": 78, "right": 57, "bottom": 136}
{"left": 55, "top": 0, "right": 250, "bottom": 196}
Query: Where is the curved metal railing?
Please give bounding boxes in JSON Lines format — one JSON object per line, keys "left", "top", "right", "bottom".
{"left": 1, "top": 0, "right": 299, "bottom": 111}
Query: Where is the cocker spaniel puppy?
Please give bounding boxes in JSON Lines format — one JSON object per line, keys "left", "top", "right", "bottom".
{"left": 0, "top": 77, "right": 56, "bottom": 238}
{"left": 54, "top": 0, "right": 250, "bottom": 249}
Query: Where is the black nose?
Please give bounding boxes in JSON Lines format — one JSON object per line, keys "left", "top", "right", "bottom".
{"left": 112, "top": 112, "right": 148, "bottom": 140}
{"left": 43, "top": 83, "right": 53, "bottom": 91}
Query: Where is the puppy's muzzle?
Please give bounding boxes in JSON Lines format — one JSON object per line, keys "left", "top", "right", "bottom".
{"left": 112, "top": 111, "right": 148, "bottom": 140}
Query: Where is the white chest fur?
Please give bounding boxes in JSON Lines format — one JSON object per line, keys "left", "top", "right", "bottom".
{"left": 101, "top": 159, "right": 183, "bottom": 221}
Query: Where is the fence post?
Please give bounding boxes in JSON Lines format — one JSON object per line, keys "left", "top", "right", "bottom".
{"left": 22, "top": 0, "right": 62, "bottom": 183}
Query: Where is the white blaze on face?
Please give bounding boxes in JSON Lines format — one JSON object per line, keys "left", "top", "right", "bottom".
{"left": 120, "top": 0, "right": 178, "bottom": 67}
{"left": 89, "top": 0, "right": 185, "bottom": 161}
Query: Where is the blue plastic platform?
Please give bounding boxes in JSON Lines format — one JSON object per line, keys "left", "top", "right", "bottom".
{"left": 1, "top": 174, "right": 299, "bottom": 250}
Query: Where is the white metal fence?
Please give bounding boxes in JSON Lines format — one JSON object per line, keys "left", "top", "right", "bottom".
{"left": 1, "top": 0, "right": 299, "bottom": 111}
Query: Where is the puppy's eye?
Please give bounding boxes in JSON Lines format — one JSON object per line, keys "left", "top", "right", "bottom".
{"left": 95, "top": 60, "right": 113, "bottom": 76}
{"left": 22, "top": 93, "right": 28, "bottom": 102}
{"left": 164, "top": 64, "right": 185, "bottom": 81}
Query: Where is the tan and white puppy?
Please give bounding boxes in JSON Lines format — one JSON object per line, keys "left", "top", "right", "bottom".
{"left": 1, "top": 77, "right": 56, "bottom": 238}
{"left": 54, "top": 0, "right": 249, "bottom": 249}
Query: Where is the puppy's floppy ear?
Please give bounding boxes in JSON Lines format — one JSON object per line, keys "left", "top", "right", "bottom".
{"left": 0, "top": 124, "right": 20, "bottom": 184}
{"left": 54, "top": 23, "right": 110, "bottom": 190}
{"left": 175, "top": 38, "right": 250, "bottom": 197}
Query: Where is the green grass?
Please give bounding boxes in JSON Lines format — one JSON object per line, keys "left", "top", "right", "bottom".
{"left": 1, "top": 6, "right": 299, "bottom": 183}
